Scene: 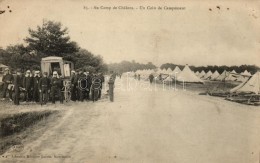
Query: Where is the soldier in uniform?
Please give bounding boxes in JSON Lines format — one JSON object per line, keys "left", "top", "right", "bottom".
{"left": 98, "top": 73, "right": 105, "bottom": 99}
{"left": 1, "top": 68, "right": 14, "bottom": 101}
{"left": 70, "top": 70, "right": 78, "bottom": 101}
{"left": 108, "top": 75, "right": 115, "bottom": 102}
{"left": 85, "top": 71, "right": 92, "bottom": 100}
{"left": 149, "top": 73, "right": 154, "bottom": 84}
{"left": 50, "top": 71, "right": 63, "bottom": 104}
{"left": 13, "top": 69, "right": 23, "bottom": 105}
{"left": 32, "top": 70, "right": 41, "bottom": 102}
{"left": 23, "top": 70, "right": 33, "bottom": 102}
{"left": 91, "top": 74, "right": 101, "bottom": 102}
{"left": 77, "top": 70, "right": 86, "bottom": 102}
{"left": 39, "top": 72, "right": 50, "bottom": 105}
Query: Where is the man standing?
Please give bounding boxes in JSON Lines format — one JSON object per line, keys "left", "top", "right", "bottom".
{"left": 108, "top": 72, "right": 116, "bottom": 102}
{"left": 70, "top": 70, "right": 78, "bottom": 101}
{"left": 50, "top": 71, "right": 63, "bottom": 104}
{"left": 98, "top": 73, "right": 105, "bottom": 99}
{"left": 77, "top": 70, "right": 86, "bottom": 102}
{"left": 1, "top": 68, "right": 13, "bottom": 101}
{"left": 23, "top": 70, "right": 33, "bottom": 102}
{"left": 13, "top": 69, "right": 23, "bottom": 105}
{"left": 39, "top": 72, "right": 50, "bottom": 105}
{"left": 85, "top": 71, "right": 92, "bottom": 100}
{"left": 91, "top": 74, "right": 100, "bottom": 102}
{"left": 149, "top": 74, "right": 154, "bottom": 84}
{"left": 32, "top": 70, "right": 41, "bottom": 102}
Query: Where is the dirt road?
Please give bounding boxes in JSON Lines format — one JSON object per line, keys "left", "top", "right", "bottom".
{"left": 2, "top": 78, "right": 260, "bottom": 163}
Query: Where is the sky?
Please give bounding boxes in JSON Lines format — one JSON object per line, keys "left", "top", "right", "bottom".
{"left": 0, "top": 0, "right": 259, "bottom": 67}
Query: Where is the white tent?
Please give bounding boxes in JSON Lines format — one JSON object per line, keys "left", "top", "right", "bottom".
{"left": 176, "top": 65, "right": 204, "bottom": 84}
{"left": 198, "top": 70, "right": 206, "bottom": 78}
{"left": 236, "top": 75, "right": 248, "bottom": 82}
{"left": 209, "top": 70, "right": 220, "bottom": 80}
{"left": 231, "top": 70, "right": 237, "bottom": 74}
{"left": 230, "top": 72, "right": 260, "bottom": 94}
{"left": 225, "top": 71, "right": 237, "bottom": 81}
{"left": 163, "top": 76, "right": 173, "bottom": 82}
{"left": 236, "top": 70, "right": 252, "bottom": 82}
{"left": 162, "top": 68, "right": 167, "bottom": 74}
{"left": 241, "top": 70, "right": 252, "bottom": 76}
{"left": 195, "top": 71, "right": 200, "bottom": 76}
{"left": 170, "top": 66, "right": 181, "bottom": 77}
{"left": 202, "top": 70, "right": 213, "bottom": 80}
{"left": 166, "top": 68, "right": 173, "bottom": 74}
{"left": 0, "top": 63, "right": 8, "bottom": 71}
{"left": 216, "top": 70, "right": 228, "bottom": 81}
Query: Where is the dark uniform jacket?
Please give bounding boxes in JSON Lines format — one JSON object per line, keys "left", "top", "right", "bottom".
{"left": 71, "top": 74, "right": 78, "bottom": 86}
{"left": 13, "top": 74, "right": 22, "bottom": 89}
{"left": 23, "top": 76, "right": 33, "bottom": 90}
{"left": 33, "top": 76, "right": 41, "bottom": 89}
{"left": 3, "top": 73, "right": 14, "bottom": 84}
{"left": 39, "top": 77, "right": 50, "bottom": 90}
{"left": 50, "top": 77, "right": 62, "bottom": 88}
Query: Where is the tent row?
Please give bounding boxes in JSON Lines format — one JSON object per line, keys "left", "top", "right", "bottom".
{"left": 124, "top": 65, "right": 204, "bottom": 84}
{"left": 195, "top": 70, "right": 252, "bottom": 82}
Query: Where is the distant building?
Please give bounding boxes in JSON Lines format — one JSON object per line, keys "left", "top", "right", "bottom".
{"left": 0, "top": 63, "right": 8, "bottom": 74}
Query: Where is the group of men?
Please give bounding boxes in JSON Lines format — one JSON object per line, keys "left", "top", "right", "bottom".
{"left": 1, "top": 68, "right": 105, "bottom": 105}
{"left": 70, "top": 70, "right": 105, "bottom": 102}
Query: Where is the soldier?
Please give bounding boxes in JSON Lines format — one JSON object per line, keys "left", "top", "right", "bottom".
{"left": 1, "top": 68, "right": 14, "bottom": 101}
{"left": 32, "top": 70, "right": 41, "bottom": 102}
{"left": 50, "top": 71, "right": 63, "bottom": 104}
{"left": 77, "top": 70, "right": 86, "bottom": 102}
{"left": 149, "top": 73, "right": 154, "bottom": 84}
{"left": 23, "top": 70, "right": 33, "bottom": 102}
{"left": 91, "top": 74, "right": 101, "bottom": 102}
{"left": 39, "top": 72, "right": 50, "bottom": 105}
{"left": 85, "top": 71, "right": 92, "bottom": 100}
{"left": 138, "top": 74, "right": 141, "bottom": 81}
{"left": 108, "top": 76, "right": 115, "bottom": 102}
{"left": 70, "top": 70, "right": 78, "bottom": 101}
{"left": 98, "top": 73, "right": 105, "bottom": 99}
{"left": 13, "top": 69, "right": 23, "bottom": 105}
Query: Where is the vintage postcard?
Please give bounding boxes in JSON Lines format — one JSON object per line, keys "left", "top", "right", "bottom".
{"left": 0, "top": 0, "right": 259, "bottom": 163}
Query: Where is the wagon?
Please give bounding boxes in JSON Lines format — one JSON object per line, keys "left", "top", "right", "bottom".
{"left": 41, "top": 56, "right": 74, "bottom": 102}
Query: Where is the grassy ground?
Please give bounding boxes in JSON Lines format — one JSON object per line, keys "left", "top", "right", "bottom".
{"left": 155, "top": 80, "right": 240, "bottom": 93}
{"left": 0, "top": 110, "right": 62, "bottom": 155}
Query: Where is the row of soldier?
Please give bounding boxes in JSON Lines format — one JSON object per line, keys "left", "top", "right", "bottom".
{"left": 1, "top": 68, "right": 105, "bottom": 105}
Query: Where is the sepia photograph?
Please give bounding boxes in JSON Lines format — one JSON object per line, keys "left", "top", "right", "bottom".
{"left": 0, "top": 0, "right": 259, "bottom": 162}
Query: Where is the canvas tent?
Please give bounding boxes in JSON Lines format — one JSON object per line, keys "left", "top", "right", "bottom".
{"left": 225, "top": 71, "right": 237, "bottom": 81}
{"left": 241, "top": 70, "right": 252, "bottom": 76}
{"left": 230, "top": 72, "right": 260, "bottom": 94}
{"left": 198, "top": 70, "right": 206, "bottom": 78}
{"left": 166, "top": 68, "right": 173, "bottom": 74}
{"left": 195, "top": 71, "right": 200, "bottom": 76}
{"left": 209, "top": 70, "right": 220, "bottom": 80}
{"left": 202, "top": 70, "right": 213, "bottom": 80}
{"left": 231, "top": 70, "right": 237, "bottom": 74}
{"left": 163, "top": 76, "right": 173, "bottom": 82}
{"left": 0, "top": 64, "right": 8, "bottom": 73}
{"left": 176, "top": 65, "right": 204, "bottom": 84}
{"left": 216, "top": 70, "right": 228, "bottom": 81}
{"left": 170, "top": 66, "right": 181, "bottom": 77}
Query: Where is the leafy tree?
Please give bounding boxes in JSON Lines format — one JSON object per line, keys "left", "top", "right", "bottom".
{"left": 24, "top": 20, "right": 79, "bottom": 56}
{"left": 64, "top": 49, "right": 107, "bottom": 73}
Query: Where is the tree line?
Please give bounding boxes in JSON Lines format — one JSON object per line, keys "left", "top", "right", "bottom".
{"left": 161, "top": 63, "right": 260, "bottom": 74}
{"left": 107, "top": 60, "right": 156, "bottom": 74}
{"left": 0, "top": 20, "right": 107, "bottom": 73}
